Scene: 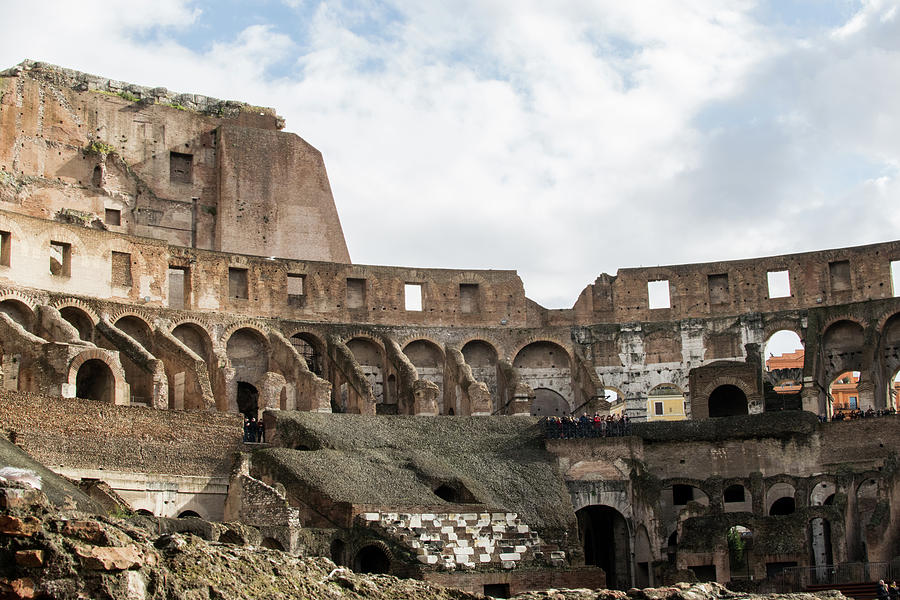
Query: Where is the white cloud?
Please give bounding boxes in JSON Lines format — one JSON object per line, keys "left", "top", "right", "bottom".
{"left": 2, "top": 0, "right": 899, "bottom": 308}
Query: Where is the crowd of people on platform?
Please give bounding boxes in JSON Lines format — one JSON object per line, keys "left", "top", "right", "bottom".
{"left": 543, "top": 413, "right": 631, "bottom": 439}
{"left": 243, "top": 417, "right": 265, "bottom": 443}
{"left": 830, "top": 407, "right": 897, "bottom": 421}
{"left": 876, "top": 580, "right": 899, "bottom": 600}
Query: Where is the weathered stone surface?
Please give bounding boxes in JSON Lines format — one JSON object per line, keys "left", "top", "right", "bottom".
{"left": 74, "top": 543, "right": 143, "bottom": 571}
{"left": 0, "top": 577, "right": 35, "bottom": 599}
{"left": 14, "top": 549, "right": 43, "bottom": 567}
{"left": 0, "top": 515, "right": 41, "bottom": 537}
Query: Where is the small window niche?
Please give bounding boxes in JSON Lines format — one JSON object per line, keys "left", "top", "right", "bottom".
{"left": 0, "top": 231, "right": 10, "bottom": 267}
{"left": 708, "top": 273, "right": 729, "bottom": 305}
{"left": 829, "top": 260, "right": 851, "bottom": 292}
{"left": 459, "top": 283, "right": 480, "bottom": 313}
{"left": 169, "top": 151, "right": 193, "bottom": 184}
{"left": 110, "top": 251, "right": 132, "bottom": 287}
{"left": 654, "top": 401, "right": 664, "bottom": 415}
{"left": 672, "top": 484, "right": 694, "bottom": 506}
{"left": 287, "top": 273, "right": 306, "bottom": 307}
{"left": 228, "top": 267, "right": 249, "bottom": 300}
{"left": 49, "top": 241, "right": 71, "bottom": 277}
{"left": 346, "top": 278, "right": 366, "bottom": 309}
{"left": 891, "top": 260, "right": 900, "bottom": 298}
{"left": 404, "top": 283, "right": 423, "bottom": 311}
{"left": 647, "top": 279, "right": 671, "bottom": 309}
{"left": 767, "top": 270, "right": 791, "bottom": 298}
{"left": 104, "top": 208, "right": 121, "bottom": 226}
{"left": 168, "top": 266, "right": 190, "bottom": 309}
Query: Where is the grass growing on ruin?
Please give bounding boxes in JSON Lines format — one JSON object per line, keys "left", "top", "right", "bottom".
{"left": 257, "top": 412, "right": 576, "bottom": 533}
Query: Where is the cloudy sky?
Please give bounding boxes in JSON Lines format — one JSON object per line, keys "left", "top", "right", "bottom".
{"left": 2, "top": 0, "right": 899, "bottom": 308}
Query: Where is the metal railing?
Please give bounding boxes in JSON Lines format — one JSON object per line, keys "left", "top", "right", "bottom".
{"left": 780, "top": 561, "right": 900, "bottom": 592}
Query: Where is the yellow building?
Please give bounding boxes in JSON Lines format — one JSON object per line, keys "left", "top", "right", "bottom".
{"left": 647, "top": 384, "right": 687, "bottom": 421}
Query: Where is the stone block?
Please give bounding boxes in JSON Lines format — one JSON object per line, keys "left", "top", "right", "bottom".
{"left": 440, "top": 526, "right": 453, "bottom": 534}
{"left": 0, "top": 516, "right": 41, "bottom": 537}
{"left": 0, "top": 577, "right": 35, "bottom": 599}
{"left": 408, "top": 515, "right": 422, "bottom": 528}
{"left": 417, "top": 554, "right": 437, "bottom": 564}
{"left": 517, "top": 525, "right": 530, "bottom": 533}
{"left": 501, "top": 560, "right": 515, "bottom": 570}
{"left": 362, "top": 512, "right": 380, "bottom": 521}
{"left": 76, "top": 544, "right": 143, "bottom": 571}
{"left": 499, "top": 552, "right": 521, "bottom": 561}
{"left": 14, "top": 550, "right": 44, "bottom": 568}
{"left": 479, "top": 553, "right": 492, "bottom": 562}
{"left": 491, "top": 513, "right": 506, "bottom": 521}
{"left": 460, "top": 513, "right": 478, "bottom": 521}
{"left": 514, "top": 545, "right": 527, "bottom": 554}
{"left": 421, "top": 513, "right": 435, "bottom": 521}
{"left": 550, "top": 550, "right": 566, "bottom": 560}
{"left": 491, "top": 525, "right": 506, "bottom": 533}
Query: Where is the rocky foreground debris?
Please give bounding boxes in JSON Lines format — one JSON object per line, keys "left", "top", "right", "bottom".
{"left": 0, "top": 479, "right": 847, "bottom": 600}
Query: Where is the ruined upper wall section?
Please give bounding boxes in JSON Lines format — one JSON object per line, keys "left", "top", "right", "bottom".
{"left": 0, "top": 61, "right": 351, "bottom": 264}
{"left": 574, "top": 240, "right": 900, "bottom": 323}
{"left": 0, "top": 60, "right": 284, "bottom": 126}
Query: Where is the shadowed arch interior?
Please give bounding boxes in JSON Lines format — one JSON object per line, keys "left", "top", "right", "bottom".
{"left": 75, "top": 358, "right": 114, "bottom": 403}
{"left": 708, "top": 384, "right": 748, "bottom": 417}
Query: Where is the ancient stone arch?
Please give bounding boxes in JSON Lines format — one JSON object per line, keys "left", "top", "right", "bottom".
{"left": 67, "top": 349, "right": 127, "bottom": 405}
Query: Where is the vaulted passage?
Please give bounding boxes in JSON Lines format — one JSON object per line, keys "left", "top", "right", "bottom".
{"left": 236, "top": 381, "right": 259, "bottom": 420}
{"left": 708, "top": 385, "right": 748, "bottom": 417}
{"left": 576, "top": 505, "right": 631, "bottom": 589}
{"left": 354, "top": 545, "right": 390, "bottom": 574}
{"left": 75, "top": 359, "right": 114, "bottom": 403}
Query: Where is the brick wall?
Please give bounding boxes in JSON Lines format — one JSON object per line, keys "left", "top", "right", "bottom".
{"left": 0, "top": 390, "right": 242, "bottom": 477}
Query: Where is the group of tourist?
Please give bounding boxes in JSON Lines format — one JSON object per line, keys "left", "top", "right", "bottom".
{"left": 830, "top": 407, "right": 897, "bottom": 421}
{"left": 243, "top": 417, "right": 265, "bottom": 443}
{"left": 543, "top": 413, "right": 631, "bottom": 439}
{"left": 876, "top": 580, "right": 899, "bottom": 600}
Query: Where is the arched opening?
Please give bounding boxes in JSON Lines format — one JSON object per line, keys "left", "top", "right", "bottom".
{"left": 708, "top": 385, "right": 748, "bottom": 417}
{"left": 178, "top": 510, "right": 201, "bottom": 519}
{"left": 727, "top": 525, "right": 753, "bottom": 580}
{"left": 0, "top": 300, "right": 34, "bottom": 332}
{"left": 261, "top": 537, "right": 285, "bottom": 551}
{"left": 347, "top": 338, "right": 384, "bottom": 407}
{"left": 723, "top": 484, "right": 750, "bottom": 512}
{"left": 115, "top": 316, "right": 152, "bottom": 350}
{"left": 291, "top": 332, "right": 325, "bottom": 377}
{"left": 514, "top": 341, "right": 572, "bottom": 411}
{"left": 648, "top": 383, "right": 685, "bottom": 421}
{"left": 434, "top": 484, "right": 457, "bottom": 502}
{"left": 634, "top": 525, "right": 652, "bottom": 588}
{"left": 532, "top": 387, "right": 568, "bottom": 416}
{"left": 667, "top": 531, "right": 677, "bottom": 564}
{"left": 604, "top": 387, "right": 626, "bottom": 416}
{"left": 227, "top": 328, "right": 269, "bottom": 385}
{"left": 279, "top": 386, "right": 287, "bottom": 411}
{"left": 810, "top": 481, "right": 836, "bottom": 506}
{"left": 769, "top": 497, "right": 796, "bottom": 516}
{"left": 829, "top": 371, "right": 861, "bottom": 418}
{"left": 764, "top": 330, "right": 804, "bottom": 411}
{"left": 330, "top": 539, "right": 346, "bottom": 565}
{"left": 59, "top": 306, "right": 94, "bottom": 342}
{"left": 432, "top": 482, "right": 474, "bottom": 503}
{"left": 822, "top": 321, "right": 865, "bottom": 415}
{"left": 172, "top": 323, "right": 212, "bottom": 360}
{"left": 353, "top": 544, "right": 390, "bottom": 574}
{"left": 237, "top": 381, "right": 259, "bottom": 420}
{"left": 462, "top": 340, "right": 499, "bottom": 410}
{"left": 809, "top": 517, "right": 833, "bottom": 583}
{"left": 576, "top": 505, "right": 631, "bottom": 590}
{"left": 135, "top": 509, "right": 153, "bottom": 516}
{"left": 889, "top": 369, "right": 900, "bottom": 412}
{"left": 882, "top": 315, "right": 900, "bottom": 410}
{"left": 75, "top": 359, "right": 114, "bottom": 403}
{"left": 404, "top": 339, "right": 445, "bottom": 412}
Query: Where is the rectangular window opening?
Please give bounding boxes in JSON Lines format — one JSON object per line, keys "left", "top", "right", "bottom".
{"left": 346, "top": 278, "right": 366, "bottom": 309}
{"left": 672, "top": 484, "right": 694, "bottom": 505}
{"left": 228, "top": 267, "right": 248, "bottom": 300}
{"left": 891, "top": 260, "right": 900, "bottom": 298}
{"left": 110, "top": 251, "right": 132, "bottom": 287}
{"left": 0, "top": 231, "right": 10, "bottom": 267}
{"left": 404, "top": 283, "right": 423, "bottom": 311}
{"left": 708, "top": 273, "right": 729, "bottom": 305}
{"left": 104, "top": 208, "right": 121, "bottom": 226}
{"left": 49, "top": 241, "right": 71, "bottom": 277}
{"left": 287, "top": 274, "right": 306, "bottom": 307}
{"left": 767, "top": 270, "right": 791, "bottom": 298}
{"left": 460, "top": 283, "right": 480, "bottom": 314}
{"left": 169, "top": 151, "right": 193, "bottom": 184}
{"left": 168, "top": 267, "right": 190, "bottom": 309}
{"left": 654, "top": 401, "right": 664, "bottom": 416}
{"left": 647, "top": 279, "right": 671, "bottom": 309}
{"left": 829, "top": 260, "right": 851, "bottom": 292}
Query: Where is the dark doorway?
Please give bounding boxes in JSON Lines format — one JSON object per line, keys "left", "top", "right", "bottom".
{"left": 769, "top": 497, "right": 796, "bottom": 516}
{"left": 484, "top": 583, "right": 510, "bottom": 598}
{"left": 178, "top": 510, "right": 201, "bottom": 518}
{"left": 237, "top": 381, "right": 259, "bottom": 419}
{"left": 354, "top": 545, "right": 390, "bottom": 574}
{"left": 576, "top": 505, "right": 631, "bottom": 589}
{"left": 261, "top": 537, "right": 285, "bottom": 551}
{"left": 708, "top": 385, "right": 748, "bottom": 417}
{"left": 76, "top": 359, "right": 114, "bottom": 403}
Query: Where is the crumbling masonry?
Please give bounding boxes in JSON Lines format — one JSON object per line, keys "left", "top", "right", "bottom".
{"left": 1, "top": 61, "right": 899, "bottom": 596}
